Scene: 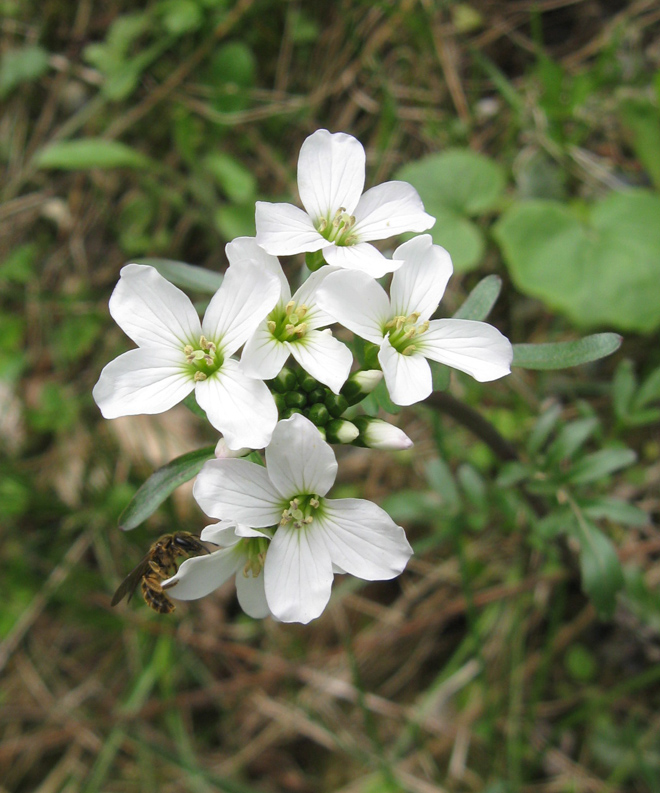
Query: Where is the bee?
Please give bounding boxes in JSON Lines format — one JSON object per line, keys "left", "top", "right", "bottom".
{"left": 111, "top": 532, "right": 208, "bottom": 614}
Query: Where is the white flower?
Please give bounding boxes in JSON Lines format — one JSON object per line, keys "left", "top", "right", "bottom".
{"left": 255, "top": 129, "right": 435, "bottom": 278}
{"left": 93, "top": 261, "right": 280, "bottom": 450}
{"left": 316, "top": 234, "right": 513, "bottom": 406}
{"left": 228, "top": 237, "right": 353, "bottom": 394}
{"left": 163, "top": 521, "right": 272, "bottom": 619}
{"left": 191, "top": 414, "right": 413, "bottom": 624}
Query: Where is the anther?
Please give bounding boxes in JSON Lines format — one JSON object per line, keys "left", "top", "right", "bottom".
{"left": 194, "top": 372, "right": 207, "bottom": 381}
{"left": 267, "top": 320, "right": 277, "bottom": 333}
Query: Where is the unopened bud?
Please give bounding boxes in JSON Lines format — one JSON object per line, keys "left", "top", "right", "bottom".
{"left": 353, "top": 417, "right": 413, "bottom": 451}
{"left": 325, "top": 419, "right": 359, "bottom": 445}
{"left": 341, "top": 369, "right": 383, "bottom": 405}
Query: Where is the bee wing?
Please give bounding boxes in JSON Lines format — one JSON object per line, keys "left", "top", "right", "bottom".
{"left": 111, "top": 558, "right": 152, "bottom": 606}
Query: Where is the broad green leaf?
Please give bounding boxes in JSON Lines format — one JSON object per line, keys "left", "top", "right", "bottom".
{"left": 134, "top": 258, "right": 223, "bottom": 294}
{"left": 119, "top": 446, "right": 216, "bottom": 531}
{"left": 204, "top": 152, "right": 257, "bottom": 204}
{"left": 35, "top": 139, "right": 150, "bottom": 170}
{"left": 569, "top": 516, "right": 624, "bottom": 618}
{"left": 395, "top": 150, "right": 506, "bottom": 272}
{"left": 396, "top": 149, "right": 506, "bottom": 215}
{"left": 453, "top": 275, "right": 502, "bottom": 320}
{"left": 494, "top": 191, "right": 660, "bottom": 333}
{"left": 0, "top": 45, "right": 49, "bottom": 98}
{"left": 568, "top": 447, "right": 636, "bottom": 485}
{"left": 214, "top": 204, "right": 256, "bottom": 241}
{"left": 512, "top": 333, "right": 622, "bottom": 370}
{"left": 427, "top": 206, "right": 484, "bottom": 272}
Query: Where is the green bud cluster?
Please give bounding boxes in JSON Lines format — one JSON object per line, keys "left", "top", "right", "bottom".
{"left": 268, "top": 366, "right": 384, "bottom": 444}
{"left": 269, "top": 366, "right": 349, "bottom": 426}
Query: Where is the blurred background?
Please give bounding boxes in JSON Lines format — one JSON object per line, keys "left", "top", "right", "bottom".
{"left": 1, "top": 0, "right": 660, "bottom": 791}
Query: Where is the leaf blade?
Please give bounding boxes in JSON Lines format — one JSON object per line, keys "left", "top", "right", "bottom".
{"left": 119, "top": 446, "right": 216, "bottom": 531}
{"left": 512, "top": 333, "right": 622, "bottom": 370}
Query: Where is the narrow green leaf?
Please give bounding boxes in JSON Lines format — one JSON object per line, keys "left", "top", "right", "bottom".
{"left": 568, "top": 447, "right": 637, "bottom": 485}
{"left": 453, "top": 275, "right": 502, "bottom": 320}
{"left": 569, "top": 516, "right": 624, "bottom": 618}
{"left": 612, "top": 359, "right": 637, "bottom": 420}
{"left": 527, "top": 403, "right": 563, "bottom": 457}
{"left": 430, "top": 360, "right": 450, "bottom": 392}
{"left": 119, "top": 446, "right": 216, "bottom": 531}
{"left": 34, "top": 139, "right": 151, "bottom": 170}
{"left": 546, "top": 417, "right": 599, "bottom": 465}
{"left": 512, "top": 333, "right": 622, "bottom": 370}
{"left": 135, "top": 258, "right": 223, "bottom": 294}
{"left": 581, "top": 498, "right": 648, "bottom": 527}
{"left": 635, "top": 364, "right": 660, "bottom": 409}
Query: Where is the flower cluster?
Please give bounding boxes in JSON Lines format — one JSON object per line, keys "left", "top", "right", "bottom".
{"left": 96, "top": 130, "right": 513, "bottom": 624}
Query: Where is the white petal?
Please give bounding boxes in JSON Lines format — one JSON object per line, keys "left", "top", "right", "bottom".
{"left": 164, "top": 546, "right": 242, "bottom": 600}
{"left": 264, "top": 524, "right": 333, "bottom": 624}
{"left": 316, "top": 498, "right": 412, "bottom": 580}
{"left": 109, "top": 264, "right": 202, "bottom": 349}
{"left": 287, "top": 331, "right": 352, "bottom": 394}
{"left": 297, "top": 129, "right": 366, "bottom": 221}
{"left": 378, "top": 337, "right": 432, "bottom": 406}
{"left": 266, "top": 414, "right": 338, "bottom": 497}
{"left": 291, "top": 266, "right": 341, "bottom": 329}
{"left": 352, "top": 182, "right": 435, "bottom": 242}
{"left": 390, "top": 235, "right": 453, "bottom": 321}
{"left": 93, "top": 348, "right": 193, "bottom": 418}
{"left": 226, "top": 236, "right": 290, "bottom": 302}
{"left": 236, "top": 571, "right": 271, "bottom": 618}
{"left": 419, "top": 319, "right": 513, "bottom": 382}
{"left": 202, "top": 263, "right": 279, "bottom": 357}
{"left": 255, "top": 202, "right": 327, "bottom": 256}
{"left": 323, "top": 242, "right": 403, "bottom": 278}
{"left": 241, "top": 323, "right": 289, "bottom": 380}
{"left": 201, "top": 520, "right": 243, "bottom": 546}
{"left": 194, "top": 458, "right": 284, "bottom": 526}
{"left": 315, "top": 269, "right": 390, "bottom": 344}
{"left": 195, "top": 359, "right": 278, "bottom": 450}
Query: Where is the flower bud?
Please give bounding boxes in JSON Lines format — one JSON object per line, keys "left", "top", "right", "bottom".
{"left": 215, "top": 439, "right": 251, "bottom": 458}
{"left": 353, "top": 417, "right": 413, "bottom": 451}
{"left": 340, "top": 369, "right": 383, "bottom": 405}
{"left": 325, "top": 419, "right": 359, "bottom": 444}
{"left": 270, "top": 367, "right": 297, "bottom": 394}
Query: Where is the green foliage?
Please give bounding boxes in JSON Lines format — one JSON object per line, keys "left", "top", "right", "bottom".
{"left": 494, "top": 190, "right": 660, "bottom": 333}
{"left": 135, "top": 258, "right": 224, "bottom": 294}
{"left": 613, "top": 359, "right": 660, "bottom": 426}
{"left": 620, "top": 98, "right": 660, "bottom": 191}
{"left": 0, "top": 45, "right": 49, "bottom": 98}
{"left": 452, "top": 275, "right": 502, "bottom": 321}
{"left": 35, "top": 139, "right": 151, "bottom": 170}
{"left": 118, "top": 446, "right": 216, "bottom": 531}
{"left": 395, "top": 149, "right": 505, "bottom": 271}
{"left": 512, "top": 333, "right": 622, "bottom": 370}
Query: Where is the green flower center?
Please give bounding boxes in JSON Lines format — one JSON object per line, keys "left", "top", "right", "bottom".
{"left": 279, "top": 494, "right": 321, "bottom": 530}
{"left": 267, "top": 300, "right": 310, "bottom": 343}
{"left": 385, "top": 313, "right": 429, "bottom": 356}
{"left": 317, "top": 207, "right": 358, "bottom": 246}
{"left": 240, "top": 536, "right": 270, "bottom": 578}
{"left": 184, "top": 335, "right": 223, "bottom": 381}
